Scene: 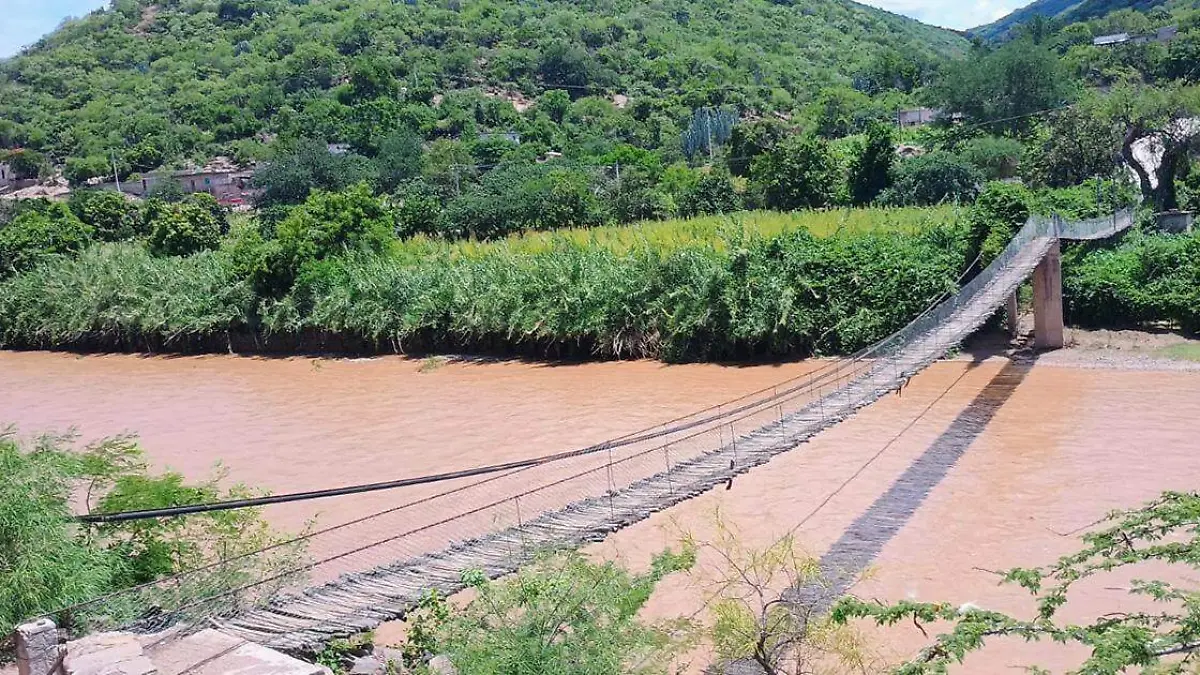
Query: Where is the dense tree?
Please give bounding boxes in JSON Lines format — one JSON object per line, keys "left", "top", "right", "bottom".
{"left": 0, "top": 202, "right": 93, "bottom": 276}
{"left": 933, "top": 40, "right": 1076, "bottom": 136}
{"left": 1103, "top": 84, "right": 1200, "bottom": 211}
{"left": 879, "top": 152, "right": 983, "bottom": 206}
{"left": 145, "top": 200, "right": 224, "bottom": 257}
{"left": 373, "top": 130, "right": 424, "bottom": 194}
{"left": 847, "top": 122, "right": 895, "bottom": 205}
{"left": 68, "top": 190, "right": 144, "bottom": 242}
{"left": 0, "top": 0, "right": 966, "bottom": 173}
{"left": 1023, "top": 104, "right": 1122, "bottom": 187}
{"left": 727, "top": 120, "right": 788, "bottom": 177}
{"left": 254, "top": 140, "right": 377, "bottom": 207}
{"left": 275, "top": 183, "right": 396, "bottom": 273}
{"left": 750, "top": 135, "right": 836, "bottom": 211}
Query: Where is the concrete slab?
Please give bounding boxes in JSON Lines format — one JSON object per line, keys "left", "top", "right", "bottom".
{"left": 149, "top": 629, "right": 327, "bottom": 675}
{"left": 64, "top": 633, "right": 156, "bottom": 675}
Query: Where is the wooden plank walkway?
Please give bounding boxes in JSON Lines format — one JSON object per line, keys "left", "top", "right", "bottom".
{"left": 213, "top": 231, "right": 1070, "bottom": 652}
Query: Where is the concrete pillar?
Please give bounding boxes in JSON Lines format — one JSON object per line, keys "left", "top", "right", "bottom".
{"left": 1032, "top": 240, "right": 1064, "bottom": 350}
{"left": 15, "top": 619, "right": 62, "bottom": 675}
{"left": 1005, "top": 292, "right": 1019, "bottom": 338}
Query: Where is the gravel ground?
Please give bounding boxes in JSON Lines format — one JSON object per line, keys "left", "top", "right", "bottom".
{"left": 958, "top": 323, "right": 1200, "bottom": 372}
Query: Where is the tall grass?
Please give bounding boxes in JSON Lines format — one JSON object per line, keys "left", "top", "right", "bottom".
{"left": 0, "top": 243, "right": 253, "bottom": 348}
{"left": 0, "top": 209, "right": 970, "bottom": 360}
{"left": 394, "top": 206, "right": 958, "bottom": 260}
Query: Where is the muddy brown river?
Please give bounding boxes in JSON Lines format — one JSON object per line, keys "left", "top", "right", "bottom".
{"left": 3, "top": 350, "right": 1197, "bottom": 672}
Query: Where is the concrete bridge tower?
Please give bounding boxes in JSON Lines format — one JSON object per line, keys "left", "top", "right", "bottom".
{"left": 1032, "top": 239, "right": 1064, "bottom": 349}
{"left": 1006, "top": 239, "right": 1065, "bottom": 350}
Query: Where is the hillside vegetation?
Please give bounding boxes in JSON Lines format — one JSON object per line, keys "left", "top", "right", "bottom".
{"left": 0, "top": 0, "right": 964, "bottom": 172}
{"left": 971, "top": 0, "right": 1185, "bottom": 41}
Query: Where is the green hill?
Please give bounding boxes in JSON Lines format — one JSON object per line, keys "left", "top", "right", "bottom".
{"left": 0, "top": 0, "right": 966, "bottom": 174}
{"left": 971, "top": 0, "right": 1170, "bottom": 40}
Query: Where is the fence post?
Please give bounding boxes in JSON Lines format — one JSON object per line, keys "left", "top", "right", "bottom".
{"left": 16, "top": 619, "right": 62, "bottom": 675}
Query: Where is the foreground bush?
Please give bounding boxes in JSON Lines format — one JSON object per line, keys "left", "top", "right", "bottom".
{"left": 0, "top": 430, "right": 295, "bottom": 640}
{"left": 1065, "top": 229, "right": 1200, "bottom": 333}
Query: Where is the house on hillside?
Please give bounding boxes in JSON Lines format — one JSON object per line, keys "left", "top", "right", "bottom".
{"left": 0, "top": 162, "right": 12, "bottom": 191}
{"left": 477, "top": 131, "right": 522, "bottom": 144}
{"left": 897, "top": 108, "right": 943, "bottom": 129}
{"left": 97, "top": 157, "right": 260, "bottom": 206}
{"left": 1093, "top": 26, "right": 1176, "bottom": 46}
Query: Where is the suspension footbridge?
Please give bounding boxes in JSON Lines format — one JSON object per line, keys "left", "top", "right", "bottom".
{"left": 25, "top": 211, "right": 1133, "bottom": 671}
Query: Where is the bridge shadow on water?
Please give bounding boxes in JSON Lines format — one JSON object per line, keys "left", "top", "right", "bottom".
{"left": 788, "top": 357, "right": 1034, "bottom": 609}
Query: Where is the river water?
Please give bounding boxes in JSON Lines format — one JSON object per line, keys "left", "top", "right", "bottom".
{"left": 3, "top": 351, "right": 1197, "bottom": 672}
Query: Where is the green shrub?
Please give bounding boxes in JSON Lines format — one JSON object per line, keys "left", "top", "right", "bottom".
{"left": 0, "top": 201, "right": 93, "bottom": 276}
{"left": 146, "top": 200, "right": 223, "bottom": 256}
{"left": 967, "top": 182, "right": 1031, "bottom": 263}
{"left": 0, "top": 243, "right": 253, "bottom": 347}
{"left": 0, "top": 430, "right": 295, "bottom": 639}
{"left": 959, "top": 136, "right": 1024, "bottom": 181}
{"left": 750, "top": 135, "right": 836, "bottom": 211}
{"left": 1065, "top": 230, "right": 1200, "bottom": 333}
{"left": 0, "top": 211, "right": 970, "bottom": 361}
{"left": 879, "top": 151, "right": 983, "bottom": 206}
{"left": 679, "top": 170, "right": 742, "bottom": 217}
{"left": 1029, "top": 179, "right": 1138, "bottom": 220}
{"left": 607, "top": 168, "right": 673, "bottom": 223}
{"left": 847, "top": 122, "right": 895, "bottom": 205}
{"left": 68, "top": 190, "right": 144, "bottom": 242}
{"left": 271, "top": 182, "right": 396, "bottom": 294}
{"left": 442, "top": 164, "right": 604, "bottom": 239}
{"left": 412, "top": 549, "right": 695, "bottom": 675}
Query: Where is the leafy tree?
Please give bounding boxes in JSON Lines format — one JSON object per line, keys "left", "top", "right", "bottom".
{"left": 680, "top": 170, "right": 743, "bottom": 217}
{"left": 145, "top": 200, "right": 223, "bottom": 257}
{"left": 408, "top": 548, "right": 695, "bottom": 674}
{"left": 5, "top": 149, "right": 47, "bottom": 180}
{"left": 1023, "top": 105, "right": 1121, "bottom": 187}
{"left": 254, "top": 139, "right": 376, "bottom": 206}
{"left": 690, "top": 515, "right": 879, "bottom": 674}
{"left": 146, "top": 178, "right": 187, "bottom": 203}
{"left": 538, "top": 90, "right": 572, "bottom": 124}
{"left": 813, "top": 87, "right": 872, "bottom": 139}
{"left": 854, "top": 48, "right": 930, "bottom": 94}
{"left": 608, "top": 167, "right": 673, "bottom": 223}
{"left": 0, "top": 430, "right": 296, "bottom": 638}
{"left": 933, "top": 40, "right": 1076, "bottom": 136}
{"left": 275, "top": 182, "right": 396, "bottom": 277}
{"left": 878, "top": 151, "right": 983, "bottom": 206}
{"left": 847, "top": 122, "right": 895, "bottom": 205}
{"left": 834, "top": 491, "right": 1200, "bottom": 674}
{"left": 374, "top": 129, "right": 424, "bottom": 194}
{"left": 727, "top": 119, "right": 788, "bottom": 177}
{"left": 123, "top": 142, "right": 165, "bottom": 173}
{"left": 1102, "top": 84, "right": 1200, "bottom": 212}
{"left": 0, "top": 201, "right": 93, "bottom": 276}
{"left": 64, "top": 156, "right": 114, "bottom": 187}
{"left": 393, "top": 179, "right": 445, "bottom": 238}
{"left": 68, "top": 190, "right": 144, "bottom": 242}
{"left": 967, "top": 181, "right": 1031, "bottom": 263}
{"left": 538, "top": 41, "right": 605, "bottom": 91}
{"left": 959, "top": 135, "right": 1024, "bottom": 181}
{"left": 443, "top": 164, "right": 604, "bottom": 239}
{"left": 750, "top": 135, "right": 836, "bottom": 211}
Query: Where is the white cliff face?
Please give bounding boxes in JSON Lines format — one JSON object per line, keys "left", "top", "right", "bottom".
{"left": 1128, "top": 117, "right": 1200, "bottom": 190}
